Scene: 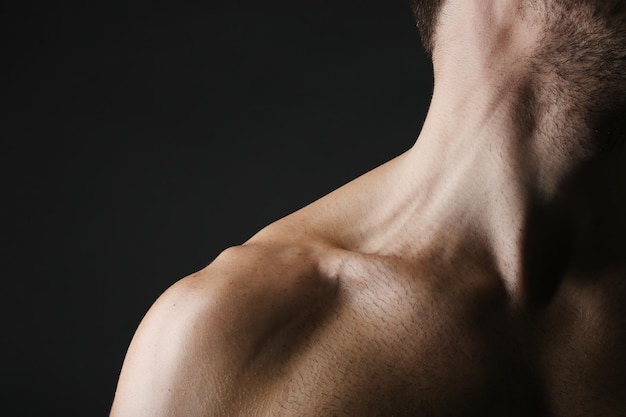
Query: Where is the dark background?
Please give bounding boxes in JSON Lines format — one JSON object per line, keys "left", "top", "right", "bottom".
{"left": 2, "top": 1, "right": 433, "bottom": 415}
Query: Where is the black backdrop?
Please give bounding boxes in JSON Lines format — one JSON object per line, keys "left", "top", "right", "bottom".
{"left": 3, "top": 1, "right": 433, "bottom": 415}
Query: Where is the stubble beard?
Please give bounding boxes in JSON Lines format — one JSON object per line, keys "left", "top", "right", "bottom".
{"left": 410, "top": 0, "right": 446, "bottom": 54}
{"left": 529, "top": 0, "right": 626, "bottom": 152}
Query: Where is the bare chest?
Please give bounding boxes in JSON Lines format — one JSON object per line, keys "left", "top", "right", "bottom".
{"left": 223, "top": 247, "right": 626, "bottom": 417}
{"left": 252, "top": 263, "right": 543, "bottom": 416}
{"left": 255, "top": 269, "right": 626, "bottom": 417}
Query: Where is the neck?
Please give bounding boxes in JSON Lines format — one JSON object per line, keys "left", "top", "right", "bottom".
{"left": 361, "top": 1, "right": 626, "bottom": 303}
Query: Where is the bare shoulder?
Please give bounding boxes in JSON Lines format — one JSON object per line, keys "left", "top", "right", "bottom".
{"left": 201, "top": 241, "right": 342, "bottom": 338}
{"left": 110, "top": 235, "right": 515, "bottom": 416}
{"left": 115, "top": 225, "right": 576, "bottom": 416}
{"left": 110, "top": 240, "right": 341, "bottom": 417}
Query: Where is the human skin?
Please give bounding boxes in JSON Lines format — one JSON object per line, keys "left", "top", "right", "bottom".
{"left": 110, "top": 1, "right": 626, "bottom": 415}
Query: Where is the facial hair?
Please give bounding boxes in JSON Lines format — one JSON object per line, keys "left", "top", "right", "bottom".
{"left": 410, "top": 0, "right": 446, "bottom": 54}
{"left": 530, "top": 0, "right": 626, "bottom": 151}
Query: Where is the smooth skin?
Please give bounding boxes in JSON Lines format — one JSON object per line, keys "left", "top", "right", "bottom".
{"left": 111, "top": 1, "right": 626, "bottom": 415}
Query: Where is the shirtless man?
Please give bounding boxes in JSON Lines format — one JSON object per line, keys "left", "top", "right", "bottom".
{"left": 110, "top": 0, "right": 626, "bottom": 415}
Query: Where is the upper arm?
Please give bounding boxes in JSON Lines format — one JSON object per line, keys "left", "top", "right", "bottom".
{"left": 110, "top": 262, "right": 239, "bottom": 416}
{"left": 110, "top": 243, "right": 335, "bottom": 416}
